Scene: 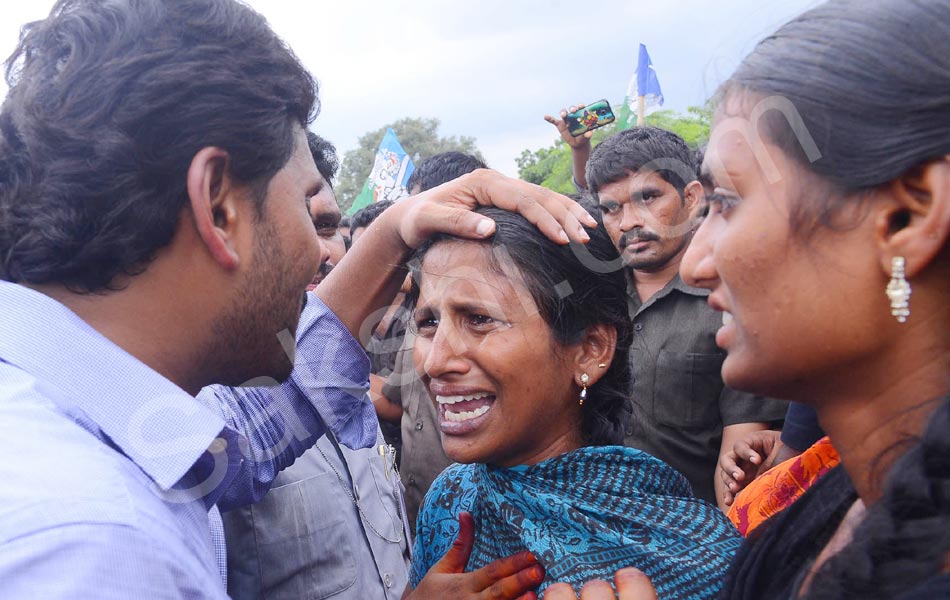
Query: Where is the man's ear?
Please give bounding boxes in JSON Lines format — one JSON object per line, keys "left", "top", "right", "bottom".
{"left": 573, "top": 323, "right": 618, "bottom": 386}
{"left": 186, "top": 146, "right": 241, "bottom": 270}
{"left": 684, "top": 180, "right": 706, "bottom": 224}
{"left": 875, "top": 158, "right": 950, "bottom": 278}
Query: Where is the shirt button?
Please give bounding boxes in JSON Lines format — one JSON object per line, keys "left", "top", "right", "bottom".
{"left": 384, "top": 573, "right": 393, "bottom": 588}
{"left": 408, "top": 476, "right": 416, "bottom": 485}
{"left": 634, "top": 323, "right": 643, "bottom": 332}
{"left": 625, "top": 427, "right": 633, "bottom": 436}
{"left": 415, "top": 421, "right": 424, "bottom": 431}
{"left": 208, "top": 437, "right": 228, "bottom": 454}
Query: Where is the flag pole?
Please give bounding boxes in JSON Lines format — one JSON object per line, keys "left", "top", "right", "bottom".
{"left": 637, "top": 95, "right": 645, "bottom": 126}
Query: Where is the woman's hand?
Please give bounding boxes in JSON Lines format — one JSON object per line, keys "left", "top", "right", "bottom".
{"left": 405, "top": 512, "right": 544, "bottom": 600}
{"left": 544, "top": 569, "right": 658, "bottom": 600}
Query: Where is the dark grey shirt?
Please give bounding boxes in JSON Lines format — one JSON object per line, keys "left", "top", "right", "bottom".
{"left": 623, "top": 273, "right": 787, "bottom": 503}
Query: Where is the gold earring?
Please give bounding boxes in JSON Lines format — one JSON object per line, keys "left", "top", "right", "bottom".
{"left": 597, "top": 363, "right": 607, "bottom": 369}
{"left": 886, "top": 256, "right": 912, "bottom": 323}
{"left": 579, "top": 373, "right": 590, "bottom": 406}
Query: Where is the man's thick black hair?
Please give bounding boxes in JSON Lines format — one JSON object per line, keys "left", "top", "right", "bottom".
{"left": 585, "top": 127, "right": 696, "bottom": 197}
{"left": 0, "top": 0, "right": 317, "bottom": 292}
{"left": 406, "top": 151, "right": 486, "bottom": 193}
{"left": 307, "top": 132, "right": 339, "bottom": 185}
{"left": 349, "top": 200, "right": 394, "bottom": 238}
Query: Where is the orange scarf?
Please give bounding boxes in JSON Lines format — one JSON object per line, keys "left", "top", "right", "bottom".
{"left": 728, "top": 436, "right": 840, "bottom": 536}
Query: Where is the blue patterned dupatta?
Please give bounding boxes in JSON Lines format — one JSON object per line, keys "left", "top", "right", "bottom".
{"left": 410, "top": 446, "right": 741, "bottom": 599}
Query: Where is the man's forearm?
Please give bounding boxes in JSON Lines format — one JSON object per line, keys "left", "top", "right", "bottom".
{"left": 316, "top": 204, "right": 410, "bottom": 343}
{"left": 572, "top": 143, "right": 592, "bottom": 190}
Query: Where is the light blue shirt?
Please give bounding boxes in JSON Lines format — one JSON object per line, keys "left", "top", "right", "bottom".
{"left": 0, "top": 282, "right": 377, "bottom": 598}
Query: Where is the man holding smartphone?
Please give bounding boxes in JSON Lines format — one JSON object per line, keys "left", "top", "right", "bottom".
{"left": 545, "top": 103, "right": 598, "bottom": 191}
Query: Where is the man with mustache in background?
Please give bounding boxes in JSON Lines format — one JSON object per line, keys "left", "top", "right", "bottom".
{"left": 585, "top": 127, "right": 787, "bottom": 507}
{"left": 306, "top": 133, "right": 346, "bottom": 291}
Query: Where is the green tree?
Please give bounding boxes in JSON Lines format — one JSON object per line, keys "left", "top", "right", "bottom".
{"left": 336, "top": 117, "right": 484, "bottom": 213}
{"left": 642, "top": 105, "right": 712, "bottom": 148}
{"left": 516, "top": 106, "right": 712, "bottom": 192}
{"left": 515, "top": 126, "right": 617, "bottom": 194}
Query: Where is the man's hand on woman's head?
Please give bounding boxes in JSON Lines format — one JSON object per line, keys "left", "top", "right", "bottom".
{"left": 386, "top": 169, "right": 595, "bottom": 250}
{"left": 318, "top": 170, "right": 594, "bottom": 341}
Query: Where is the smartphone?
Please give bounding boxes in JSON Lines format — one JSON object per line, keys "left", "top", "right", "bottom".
{"left": 565, "top": 99, "right": 616, "bottom": 137}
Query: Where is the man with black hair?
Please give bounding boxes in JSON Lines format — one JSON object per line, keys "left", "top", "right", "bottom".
{"left": 306, "top": 132, "right": 347, "bottom": 289}
{"left": 308, "top": 131, "right": 341, "bottom": 185}
{"left": 0, "top": 1, "right": 587, "bottom": 596}
{"left": 585, "top": 127, "right": 786, "bottom": 505}
{"left": 406, "top": 151, "right": 487, "bottom": 195}
{"left": 350, "top": 200, "right": 395, "bottom": 246}
{"left": 339, "top": 216, "right": 353, "bottom": 249}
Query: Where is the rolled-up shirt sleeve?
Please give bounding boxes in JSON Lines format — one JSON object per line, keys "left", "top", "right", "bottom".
{"left": 198, "top": 294, "right": 379, "bottom": 510}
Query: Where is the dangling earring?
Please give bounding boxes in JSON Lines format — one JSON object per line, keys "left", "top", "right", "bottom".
{"left": 579, "top": 373, "right": 590, "bottom": 406}
{"left": 886, "top": 256, "right": 912, "bottom": 323}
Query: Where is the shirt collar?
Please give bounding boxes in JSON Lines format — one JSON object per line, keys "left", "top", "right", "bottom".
{"left": 626, "top": 271, "right": 710, "bottom": 316}
{"left": 0, "top": 281, "right": 227, "bottom": 491}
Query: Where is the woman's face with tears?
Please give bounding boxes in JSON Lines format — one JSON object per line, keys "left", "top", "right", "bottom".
{"left": 412, "top": 241, "right": 583, "bottom": 468}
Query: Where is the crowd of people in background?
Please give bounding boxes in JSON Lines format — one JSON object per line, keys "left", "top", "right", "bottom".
{"left": 0, "top": 0, "right": 948, "bottom": 599}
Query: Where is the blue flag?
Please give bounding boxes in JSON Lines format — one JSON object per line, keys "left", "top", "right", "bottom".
{"left": 636, "top": 43, "right": 664, "bottom": 109}
{"left": 618, "top": 44, "right": 665, "bottom": 130}
{"left": 348, "top": 128, "right": 415, "bottom": 215}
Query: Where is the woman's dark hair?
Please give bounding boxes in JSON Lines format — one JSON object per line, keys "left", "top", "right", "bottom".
{"left": 806, "top": 397, "right": 950, "bottom": 599}
{"left": 0, "top": 0, "right": 317, "bottom": 292}
{"left": 408, "top": 206, "right": 633, "bottom": 446}
{"left": 719, "top": 0, "right": 950, "bottom": 232}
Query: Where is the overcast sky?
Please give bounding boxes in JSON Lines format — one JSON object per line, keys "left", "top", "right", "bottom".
{"left": 0, "top": 0, "right": 820, "bottom": 177}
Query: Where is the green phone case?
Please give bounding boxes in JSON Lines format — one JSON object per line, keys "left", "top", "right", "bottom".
{"left": 565, "top": 99, "right": 616, "bottom": 136}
